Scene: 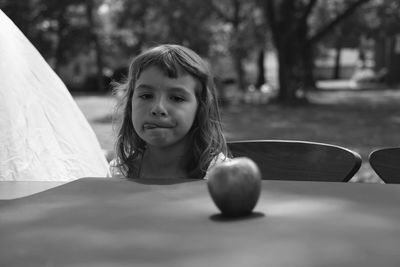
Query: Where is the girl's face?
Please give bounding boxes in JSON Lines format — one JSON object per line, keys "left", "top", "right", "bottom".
{"left": 131, "top": 66, "right": 199, "bottom": 149}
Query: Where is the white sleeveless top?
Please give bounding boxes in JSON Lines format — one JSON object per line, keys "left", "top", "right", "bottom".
{"left": 109, "top": 152, "right": 229, "bottom": 179}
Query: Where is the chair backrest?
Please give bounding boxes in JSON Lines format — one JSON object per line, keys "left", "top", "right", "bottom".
{"left": 369, "top": 147, "right": 400, "bottom": 183}
{"left": 227, "top": 140, "right": 362, "bottom": 182}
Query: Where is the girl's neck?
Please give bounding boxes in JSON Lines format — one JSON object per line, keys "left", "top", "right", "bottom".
{"left": 139, "top": 141, "right": 190, "bottom": 179}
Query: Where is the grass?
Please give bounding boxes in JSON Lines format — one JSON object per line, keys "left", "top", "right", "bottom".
{"left": 74, "top": 87, "right": 400, "bottom": 183}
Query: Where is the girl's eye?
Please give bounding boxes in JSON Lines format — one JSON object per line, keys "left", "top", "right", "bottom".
{"left": 139, "top": 94, "right": 152, "bottom": 100}
{"left": 170, "top": 96, "right": 185, "bottom": 102}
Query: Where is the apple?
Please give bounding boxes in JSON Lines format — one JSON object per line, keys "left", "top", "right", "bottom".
{"left": 207, "top": 157, "right": 262, "bottom": 217}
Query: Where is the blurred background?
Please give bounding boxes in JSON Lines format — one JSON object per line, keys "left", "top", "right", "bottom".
{"left": 1, "top": 0, "right": 400, "bottom": 183}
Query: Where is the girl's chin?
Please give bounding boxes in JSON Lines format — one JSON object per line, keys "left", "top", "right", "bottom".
{"left": 143, "top": 136, "right": 175, "bottom": 148}
{"left": 145, "top": 138, "right": 189, "bottom": 150}
{"left": 140, "top": 130, "right": 191, "bottom": 150}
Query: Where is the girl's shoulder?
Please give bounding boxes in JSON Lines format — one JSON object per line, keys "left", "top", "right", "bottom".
{"left": 108, "top": 156, "right": 141, "bottom": 178}
{"left": 204, "top": 152, "right": 231, "bottom": 179}
{"left": 108, "top": 158, "right": 122, "bottom": 178}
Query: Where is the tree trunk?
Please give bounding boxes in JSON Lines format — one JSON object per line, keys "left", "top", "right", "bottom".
{"left": 54, "top": 9, "right": 67, "bottom": 74}
{"left": 302, "top": 44, "right": 316, "bottom": 89}
{"left": 86, "top": 0, "right": 105, "bottom": 92}
{"left": 276, "top": 45, "right": 298, "bottom": 102}
{"left": 387, "top": 35, "right": 400, "bottom": 84}
{"left": 333, "top": 40, "right": 343, "bottom": 79}
{"left": 255, "top": 48, "right": 266, "bottom": 89}
{"left": 277, "top": 64, "right": 298, "bottom": 102}
{"left": 275, "top": 41, "right": 311, "bottom": 102}
{"left": 231, "top": 0, "right": 246, "bottom": 92}
{"left": 374, "top": 36, "right": 386, "bottom": 73}
{"left": 232, "top": 52, "right": 246, "bottom": 91}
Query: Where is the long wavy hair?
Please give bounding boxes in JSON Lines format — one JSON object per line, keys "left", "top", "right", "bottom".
{"left": 113, "top": 44, "right": 227, "bottom": 178}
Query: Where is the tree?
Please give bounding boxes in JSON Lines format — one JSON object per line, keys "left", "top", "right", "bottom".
{"left": 313, "top": 1, "right": 367, "bottom": 79}
{"left": 209, "top": 0, "right": 264, "bottom": 91}
{"left": 1, "top": 0, "right": 54, "bottom": 59}
{"left": 109, "top": 0, "right": 215, "bottom": 60}
{"left": 364, "top": 0, "right": 400, "bottom": 84}
{"left": 32, "top": 0, "right": 89, "bottom": 72}
{"left": 158, "top": 0, "right": 215, "bottom": 56}
{"left": 259, "top": 0, "right": 370, "bottom": 103}
{"left": 2, "top": 0, "right": 109, "bottom": 91}
{"left": 85, "top": 0, "right": 106, "bottom": 91}
{"left": 109, "top": 0, "right": 155, "bottom": 57}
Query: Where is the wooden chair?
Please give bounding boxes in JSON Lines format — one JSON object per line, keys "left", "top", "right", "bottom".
{"left": 227, "top": 140, "right": 362, "bottom": 182}
{"left": 369, "top": 147, "right": 400, "bottom": 183}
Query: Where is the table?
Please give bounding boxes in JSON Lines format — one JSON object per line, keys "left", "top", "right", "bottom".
{"left": 0, "top": 181, "right": 66, "bottom": 200}
{"left": 1, "top": 178, "right": 399, "bottom": 267}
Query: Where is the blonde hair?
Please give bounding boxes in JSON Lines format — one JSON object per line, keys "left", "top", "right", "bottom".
{"left": 114, "top": 44, "right": 227, "bottom": 178}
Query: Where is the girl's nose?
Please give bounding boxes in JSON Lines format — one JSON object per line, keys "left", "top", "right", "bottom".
{"left": 151, "top": 98, "right": 167, "bottom": 116}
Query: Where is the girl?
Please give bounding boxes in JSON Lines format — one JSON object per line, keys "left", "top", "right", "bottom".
{"left": 111, "top": 44, "right": 229, "bottom": 179}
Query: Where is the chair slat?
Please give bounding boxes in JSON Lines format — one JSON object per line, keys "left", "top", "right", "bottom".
{"left": 369, "top": 148, "right": 400, "bottom": 184}
{"left": 228, "top": 140, "right": 362, "bottom": 182}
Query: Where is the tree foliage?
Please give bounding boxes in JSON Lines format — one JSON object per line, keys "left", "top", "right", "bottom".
{"left": 4, "top": 0, "right": 397, "bottom": 97}
{"left": 1, "top": 0, "right": 100, "bottom": 69}
{"left": 108, "top": 0, "right": 215, "bottom": 58}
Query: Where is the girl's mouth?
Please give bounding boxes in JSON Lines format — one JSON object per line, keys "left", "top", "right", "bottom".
{"left": 143, "top": 123, "right": 173, "bottom": 129}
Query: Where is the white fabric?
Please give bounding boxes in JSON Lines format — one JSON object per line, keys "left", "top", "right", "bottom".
{"left": 0, "top": 10, "right": 110, "bottom": 181}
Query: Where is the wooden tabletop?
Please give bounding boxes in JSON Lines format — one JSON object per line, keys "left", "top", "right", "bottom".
{"left": 0, "top": 178, "right": 399, "bottom": 267}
